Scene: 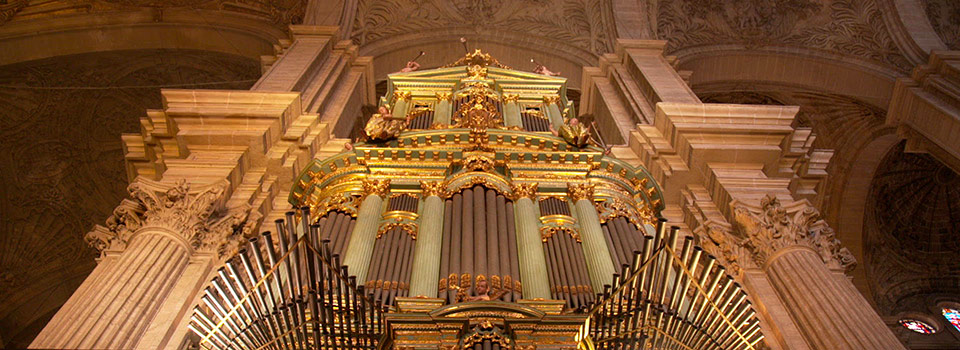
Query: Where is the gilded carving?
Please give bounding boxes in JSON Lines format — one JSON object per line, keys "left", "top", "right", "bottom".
{"left": 436, "top": 91, "right": 453, "bottom": 102}
{"left": 567, "top": 183, "right": 595, "bottom": 202}
{"left": 503, "top": 94, "right": 520, "bottom": 103}
{"left": 420, "top": 180, "right": 450, "bottom": 198}
{"left": 362, "top": 179, "right": 391, "bottom": 198}
{"left": 511, "top": 182, "right": 538, "bottom": 201}
{"left": 542, "top": 95, "right": 561, "bottom": 106}
{"left": 461, "top": 154, "right": 496, "bottom": 172}
{"left": 393, "top": 90, "right": 413, "bottom": 102}
{"left": 443, "top": 49, "right": 511, "bottom": 69}
{"left": 311, "top": 193, "right": 362, "bottom": 219}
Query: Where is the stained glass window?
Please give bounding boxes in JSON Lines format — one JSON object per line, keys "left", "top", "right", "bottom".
{"left": 942, "top": 308, "right": 960, "bottom": 332}
{"left": 900, "top": 319, "right": 936, "bottom": 334}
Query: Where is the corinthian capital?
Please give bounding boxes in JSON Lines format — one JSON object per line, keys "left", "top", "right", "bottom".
{"left": 85, "top": 179, "right": 261, "bottom": 259}
{"left": 567, "top": 183, "right": 595, "bottom": 202}
{"left": 362, "top": 179, "right": 391, "bottom": 198}
{"left": 732, "top": 195, "right": 856, "bottom": 272}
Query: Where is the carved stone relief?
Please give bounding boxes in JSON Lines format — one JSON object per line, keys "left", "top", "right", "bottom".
{"left": 657, "top": 0, "right": 912, "bottom": 71}
{"left": 4, "top": 0, "right": 304, "bottom": 25}
{"left": 351, "top": 0, "right": 616, "bottom": 55}
{"left": 0, "top": 49, "right": 258, "bottom": 348}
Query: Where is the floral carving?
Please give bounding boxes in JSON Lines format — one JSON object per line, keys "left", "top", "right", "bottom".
{"left": 732, "top": 195, "right": 856, "bottom": 272}
{"left": 657, "top": 0, "right": 911, "bottom": 71}
{"left": 84, "top": 179, "right": 260, "bottom": 259}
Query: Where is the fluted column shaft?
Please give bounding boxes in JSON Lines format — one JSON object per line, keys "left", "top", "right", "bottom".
{"left": 342, "top": 194, "right": 384, "bottom": 282}
{"left": 503, "top": 100, "right": 521, "bottom": 127}
{"left": 573, "top": 199, "right": 616, "bottom": 293}
{"left": 31, "top": 230, "right": 190, "bottom": 349}
{"left": 513, "top": 197, "right": 551, "bottom": 299}
{"left": 435, "top": 99, "right": 452, "bottom": 125}
{"left": 408, "top": 195, "right": 445, "bottom": 297}
{"left": 765, "top": 247, "right": 905, "bottom": 350}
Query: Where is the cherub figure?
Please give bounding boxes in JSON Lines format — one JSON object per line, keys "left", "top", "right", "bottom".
{"left": 461, "top": 278, "right": 507, "bottom": 302}
{"left": 533, "top": 64, "right": 561, "bottom": 76}
{"left": 398, "top": 61, "right": 420, "bottom": 73}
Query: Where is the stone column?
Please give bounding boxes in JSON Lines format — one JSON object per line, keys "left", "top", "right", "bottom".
{"left": 435, "top": 92, "right": 453, "bottom": 125}
{"left": 511, "top": 183, "right": 551, "bottom": 299}
{"left": 543, "top": 95, "right": 565, "bottom": 129}
{"left": 342, "top": 179, "right": 389, "bottom": 282}
{"left": 30, "top": 179, "right": 256, "bottom": 350}
{"left": 568, "top": 183, "right": 616, "bottom": 293}
{"left": 732, "top": 196, "right": 905, "bottom": 350}
{"left": 503, "top": 94, "right": 522, "bottom": 127}
{"left": 407, "top": 182, "right": 447, "bottom": 297}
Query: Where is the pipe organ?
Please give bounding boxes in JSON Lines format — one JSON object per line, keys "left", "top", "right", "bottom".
{"left": 188, "top": 50, "right": 766, "bottom": 349}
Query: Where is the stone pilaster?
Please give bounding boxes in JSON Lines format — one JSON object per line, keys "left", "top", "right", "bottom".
{"left": 341, "top": 179, "right": 389, "bottom": 282}
{"left": 510, "top": 183, "right": 551, "bottom": 299}
{"left": 407, "top": 181, "right": 447, "bottom": 297}
{"left": 729, "top": 195, "right": 903, "bottom": 350}
{"left": 568, "top": 183, "right": 616, "bottom": 293}
{"left": 32, "top": 179, "right": 258, "bottom": 350}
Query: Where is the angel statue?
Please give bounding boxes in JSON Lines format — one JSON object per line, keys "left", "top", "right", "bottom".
{"left": 550, "top": 116, "right": 592, "bottom": 148}
{"left": 363, "top": 105, "right": 410, "bottom": 142}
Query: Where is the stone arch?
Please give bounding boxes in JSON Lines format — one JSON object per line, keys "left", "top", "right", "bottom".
{"left": 679, "top": 49, "right": 899, "bottom": 109}
{"left": 0, "top": 9, "right": 287, "bottom": 66}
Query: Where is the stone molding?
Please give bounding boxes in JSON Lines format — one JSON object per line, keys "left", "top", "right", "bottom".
{"left": 85, "top": 179, "right": 259, "bottom": 259}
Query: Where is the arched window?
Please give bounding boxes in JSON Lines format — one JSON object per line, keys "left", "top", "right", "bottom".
{"left": 900, "top": 319, "right": 937, "bottom": 334}
{"left": 942, "top": 308, "right": 960, "bottom": 332}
